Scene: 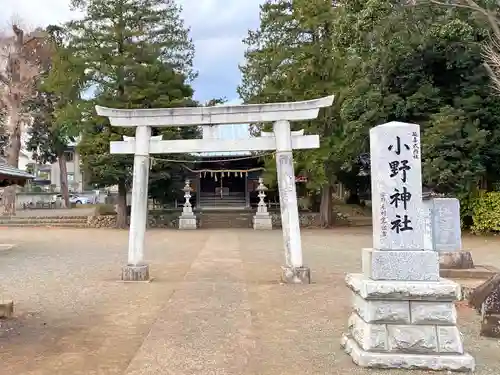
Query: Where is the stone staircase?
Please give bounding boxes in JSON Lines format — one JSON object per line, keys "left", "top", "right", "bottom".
{"left": 198, "top": 210, "right": 254, "bottom": 229}
{"left": 0, "top": 216, "right": 88, "bottom": 228}
{"left": 199, "top": 192, "right": 247, "bottom": 209}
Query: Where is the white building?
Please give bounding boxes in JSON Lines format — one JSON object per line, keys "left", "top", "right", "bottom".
{"left": 18, "top": 150, "right": 32, "bottom": 172}
{"left": 48, "top": 146, "right": 85, "bottom": 192}
{"left": 19, "top": 130, "right": 85, "bottom": 192}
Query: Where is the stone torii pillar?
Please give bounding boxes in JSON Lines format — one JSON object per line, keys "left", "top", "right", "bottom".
{"left": 121, "top": 127, "right": 152, "bottom": 281}
{"left": 96, "top": 95, "right": 334, "bottom": 283}
{"left": 274, "top": 122, "right": 307, "bottom": 282}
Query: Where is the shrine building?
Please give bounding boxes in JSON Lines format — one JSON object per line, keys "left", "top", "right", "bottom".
{"left": 184, "top": 124, "right": 307, "bottom": 210}
{"left": 188, "top": 124, "right": 265, "bottom": 209}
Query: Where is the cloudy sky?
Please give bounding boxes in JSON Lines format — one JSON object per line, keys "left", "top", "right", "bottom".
{"left": 1, "top": 0, "right": 263, "bottom": 104}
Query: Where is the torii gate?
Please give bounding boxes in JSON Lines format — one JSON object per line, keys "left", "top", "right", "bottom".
{"left": 96, "top": 95, "right": 334, "bottom": 283}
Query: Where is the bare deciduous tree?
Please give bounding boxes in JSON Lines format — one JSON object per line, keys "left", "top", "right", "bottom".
{"left": 429, "top": 0, "right": 500, "bottom": 93}
{"left": 0, "top": 23, "right": 49, "bottom": 215}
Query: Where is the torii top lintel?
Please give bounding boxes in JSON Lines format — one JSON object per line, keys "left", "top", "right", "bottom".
{"left": 95, "top": 95, "right": 334, "bottom": 127}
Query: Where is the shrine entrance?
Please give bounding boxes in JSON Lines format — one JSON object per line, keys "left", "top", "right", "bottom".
{"left": 192, "top": 157, "right": 263, "bottom": 208}
{"left": 96, "top": 95, "right": 334, "bottom": 284}
{"left": 198, "top": 172, "right": 247, "bottom": 209}
{"left": 200, "top": 174, "right": 245, "bottom": 197}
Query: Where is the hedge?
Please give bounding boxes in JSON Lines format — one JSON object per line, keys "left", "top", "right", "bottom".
{"left": 471, "top": 191, "right": 500, "bottom": 234}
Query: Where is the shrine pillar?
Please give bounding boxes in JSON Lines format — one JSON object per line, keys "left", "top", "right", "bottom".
{"left": 122, "top": 125, "right": 151, "bottom": 281}
{"left": 274, "top": 120, "right": 309, "bottom": 284}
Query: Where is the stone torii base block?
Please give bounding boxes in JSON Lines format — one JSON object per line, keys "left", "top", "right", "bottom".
{"left": 281, "top": 266, "right": 310, "bottom": 284}
{"left": 121, "top": 264, "right": 150, "bottom": 282}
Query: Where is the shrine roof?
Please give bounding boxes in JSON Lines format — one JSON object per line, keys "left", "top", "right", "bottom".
{"left": 0, "top": 159, "right": 35, "bottom": 186}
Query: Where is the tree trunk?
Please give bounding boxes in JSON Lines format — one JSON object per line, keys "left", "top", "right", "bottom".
{"left": 57, "top": 152, "right": 70, "bottom": 209}
{"left": 319, "top": 183, "right": 333, "bottom": 227}
{"left": 116, "top": 180, "right": 128, "bottom": 229}
{"left": 1, "top": 106, "right": 22, "bottom": 216}
{"left": 1, "top": 187, "right": 16, "bottom": 216}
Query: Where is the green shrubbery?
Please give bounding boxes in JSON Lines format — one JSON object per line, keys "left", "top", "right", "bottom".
{"left": 466, "top": 191, "right": 500, "bottom": 234}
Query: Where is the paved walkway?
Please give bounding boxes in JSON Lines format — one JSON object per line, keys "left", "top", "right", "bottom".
{"left": 125, "top": 232, "right": 253, "bottom": 375}
{"left": 0, "top": 228, "right": 498, "bottom": 374}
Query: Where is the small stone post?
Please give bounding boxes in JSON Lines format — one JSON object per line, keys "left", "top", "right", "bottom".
{"left": 122, "top": 125, "right": 151, "bottom": 281}
{"left": 253, "top": 177, "right": 272, "bottom": 230}
{"left": 274, "top": 120, "right": 310, "bottom": 284}
{"left": 178, "top": 179, "right": 197, "bottom": 230}
{"left": 341, "top": 122, "right": 474, "bottom": 371}
{"left": 423, "top": 196, "right": 474, "bottom": 270}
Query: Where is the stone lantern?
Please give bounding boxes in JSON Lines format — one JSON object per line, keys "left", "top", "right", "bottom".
{"left": 178, "top": 179, "right": 197, "bottom": 230}
{"left": 253, "top": 177, "right": 272, "bottom": 230}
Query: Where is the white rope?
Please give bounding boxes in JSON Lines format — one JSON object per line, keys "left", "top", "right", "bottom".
{"left": 149, "top": 152, "right": 275, "bottom": 164}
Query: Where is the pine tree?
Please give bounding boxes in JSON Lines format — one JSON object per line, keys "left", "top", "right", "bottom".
{"left": 69, "top": 0, "right": 196, "bottom": 228}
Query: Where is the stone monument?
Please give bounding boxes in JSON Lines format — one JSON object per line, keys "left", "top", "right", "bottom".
{"left": 253, "top": 177, "right": 273, "bottom": 230}
{"left": 341, "top": 121, "right": 475, "bottom": 371}
{"left": 423, "top": 197, "right": 474, "bottom": 270}
{"left": 178, "top": 179, "right": 197, "bottom": 230}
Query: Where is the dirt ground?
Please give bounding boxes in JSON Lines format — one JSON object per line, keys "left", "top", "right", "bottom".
{"left": 0, "top": 227, "right": 499, "bottom": 375}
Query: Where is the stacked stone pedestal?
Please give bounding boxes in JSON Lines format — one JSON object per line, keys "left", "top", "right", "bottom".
{"left": 179, "top": 213, "right": 197, "bottom": 230}
{"left": 440, "top": 251, "right": 474, "bottom": 270}
{"left": 253, "top": 213, "right": 272, "bottom": 230}
{"left": 344, "top": 122, "right": 475, "bottom": 371}
{"left": 341, "top": 273, "right": 475, "bottom": 371}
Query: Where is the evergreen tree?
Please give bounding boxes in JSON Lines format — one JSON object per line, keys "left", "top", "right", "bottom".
{"left": 239, "top": 0, "right": 345, "bottom": 226}
{"left": 69, "top": 0, "right": 197, "bottom": 227}
{"left": 239, "top": 0, "right": 500, "bottom": 222}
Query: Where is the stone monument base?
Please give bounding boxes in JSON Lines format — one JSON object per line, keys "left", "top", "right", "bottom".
{"left": 179, "top": 215, "right": 197, "bottom": 230}
{"left": 341, "top": 273, "right": 475, "bottom": 372}
{"left": 439, "top": 251, "right": 474, "bottom": 269}
{"left": 281, "top": 266, "right": 311, "bottom": 284}
{"left": 341, "top": 334, "right": 474, "bottom": 371}
{"left": 253, "top": 213, "right": 272, "bottom": 230}
{"left": 122, "top": 264, "right": 150, "bottom": 281}
{"left": 362, "top": 248, "right": 439, "bottom": 281}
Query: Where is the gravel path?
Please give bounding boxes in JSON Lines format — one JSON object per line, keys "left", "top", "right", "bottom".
{"left": 0, "top": 227, "right": 498, "bottom": 374}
